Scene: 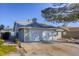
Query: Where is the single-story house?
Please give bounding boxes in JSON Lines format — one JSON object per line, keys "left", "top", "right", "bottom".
{"left": 0, "top": 29, "right": 13, "bottom": 40}
{"left": 13, "top": 19, "right": 65, "bottom": 42}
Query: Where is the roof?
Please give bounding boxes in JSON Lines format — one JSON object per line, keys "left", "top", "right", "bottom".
{"left": 14, "top": 20, "right": 56, "bottom": 29}
{"left": 59, "top": 26, "right": 79, "bottom": 31}
{"left": 15, "top": 21, "right": 33, "bottom": 25}
{"left": 68, "top": 27, "right": 79, "bottom": 31}
{"left": 58, "top": 27, "right": 70, "bottom": 31}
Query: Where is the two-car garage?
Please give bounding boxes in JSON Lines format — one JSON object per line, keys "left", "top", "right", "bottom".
{"left": 24, "top": 29, "right": 57, "bottom": 42}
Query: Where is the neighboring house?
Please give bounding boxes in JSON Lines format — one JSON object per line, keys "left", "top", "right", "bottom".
{"left": 0, "top": 28, "right": 13, "bottom": 40}
{"left": 13, "top": 19, "right": 65, "bottom": 42}
{"left": 4, "top": 28, "right": 14, "bottom": 36}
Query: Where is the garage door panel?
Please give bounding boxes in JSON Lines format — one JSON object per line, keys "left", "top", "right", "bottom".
{"left": 42, "top": 31, "right": 54, "bottom": 41}
{"left": 29, "top": 30, "right": 42, "bottom": 41}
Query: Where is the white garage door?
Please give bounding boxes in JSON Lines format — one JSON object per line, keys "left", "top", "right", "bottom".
{"left": 29, "top": 30, "right": 57, "bottom": 41}
{"left": 29, "top": 30, "right": 42, "bottom": 41}
{"left": 42, "top": 30, "right": 57, "bottom": 41}
{"left": 42, "top": 31, "right": 53, "bottom": 41}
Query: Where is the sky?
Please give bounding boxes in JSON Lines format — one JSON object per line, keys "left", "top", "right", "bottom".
{"left": 0, "top": 3, "right": 79, "bottom": 28}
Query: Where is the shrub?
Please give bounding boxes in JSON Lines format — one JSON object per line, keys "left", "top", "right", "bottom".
{"left": 12, "top": 38, "right": 21, "bottom": 48}
{"left": 12, "top": 37, "right": 17, "bottom": 42}
{"left": 2, "top": 32, "right": 11, "bottom": 40}
{"left": 0, "top": 39, "right": 4, "bottom": 46}
{"left": 12, "top": 36, "right": 20, "bottom": 44}
{"left": 15, "top": 39, "right": 20, "bottom": 44}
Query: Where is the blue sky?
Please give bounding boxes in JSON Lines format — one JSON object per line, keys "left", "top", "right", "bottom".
{"left": 0, "top": 3, "right": 79, "bottom": 28}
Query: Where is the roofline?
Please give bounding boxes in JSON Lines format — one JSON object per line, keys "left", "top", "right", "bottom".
{"left": 17, "top": 27, "right": 57, "bottom": 30}
{"left": 57, "top": 26, "right": 70, "bottom": 31}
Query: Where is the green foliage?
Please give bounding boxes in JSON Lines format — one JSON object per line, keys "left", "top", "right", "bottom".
{"left": 12, "top": 37, "right": 20, "bottom": 44}
{"left": 0, "top": 39, "right": 4, "bottom": 46}
{"left": 12, "top": 37, "right": 17, "bottom": 42}
{"left": 0, "top": 45, "right": 17, "bottom": 56}
{"left": 32, "top": 18, "right": 37, "bottom": 22}
{"left": 2, "top": 32, "right": 11, "bottom": 40}
{"left": 15, "top": 39, "right": 20, "bottom": 44}
{"left": 41, "top": 3, "right": 79, "bottom": 26}
{"left": 4, "top": 32, "right": 11, "bottom": 35}
{"left": 0, "top": 24, "right": 4, "bottom": 30}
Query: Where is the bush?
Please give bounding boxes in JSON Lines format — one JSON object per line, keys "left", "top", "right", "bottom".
{"left": 12, "top": 36, "right": 20, "bottom": 44}
{"left": 0, "top": 39, "right": 4, "bottom": 46}
{"left": 12, "top": 37, "right": 17, "bottom": 42}
{"left": 2, "top": 32, "right": 11, "bottom": 40}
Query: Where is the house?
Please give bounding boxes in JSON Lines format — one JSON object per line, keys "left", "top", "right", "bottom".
{"left": 0, "top": 29, "right": 13, "bottom": 40}
{"left": 13, "top": 19, "right": 65, "bottom": 42}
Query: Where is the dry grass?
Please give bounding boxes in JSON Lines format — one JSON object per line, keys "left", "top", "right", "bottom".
{"left": 0, "top": 45, "right": 17, "bottom": 56}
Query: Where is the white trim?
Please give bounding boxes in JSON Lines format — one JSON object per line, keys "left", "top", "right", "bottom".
{"left": 17, "top": 27, "right": 56, "bottom": 30}
{"left": 29, "top": 29, "right": 31, "bottom": 41}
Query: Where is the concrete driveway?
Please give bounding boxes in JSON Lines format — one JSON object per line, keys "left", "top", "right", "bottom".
{"left": 21, "top": 43, "right": 79, "bottom": 56}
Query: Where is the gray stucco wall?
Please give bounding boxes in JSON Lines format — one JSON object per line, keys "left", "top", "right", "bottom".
{"left": 24, "top": 29, "right": 29, "bottom": 42}
{"left": 18, "top": 30, "right": 24, "bottom": 42}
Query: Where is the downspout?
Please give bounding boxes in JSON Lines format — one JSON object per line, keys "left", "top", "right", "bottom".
{"left": 23, "top": 28, "right": 25, "bottom": 42}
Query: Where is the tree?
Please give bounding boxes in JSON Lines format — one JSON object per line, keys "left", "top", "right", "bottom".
{"left": 32, "top": 18, "right": 37, "bottom": 22}
{"left": 41, "top": 3, "right": 79, "bottom": 26}
{"left": 0, "top": 24, "right": 5, "bottom": 30}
